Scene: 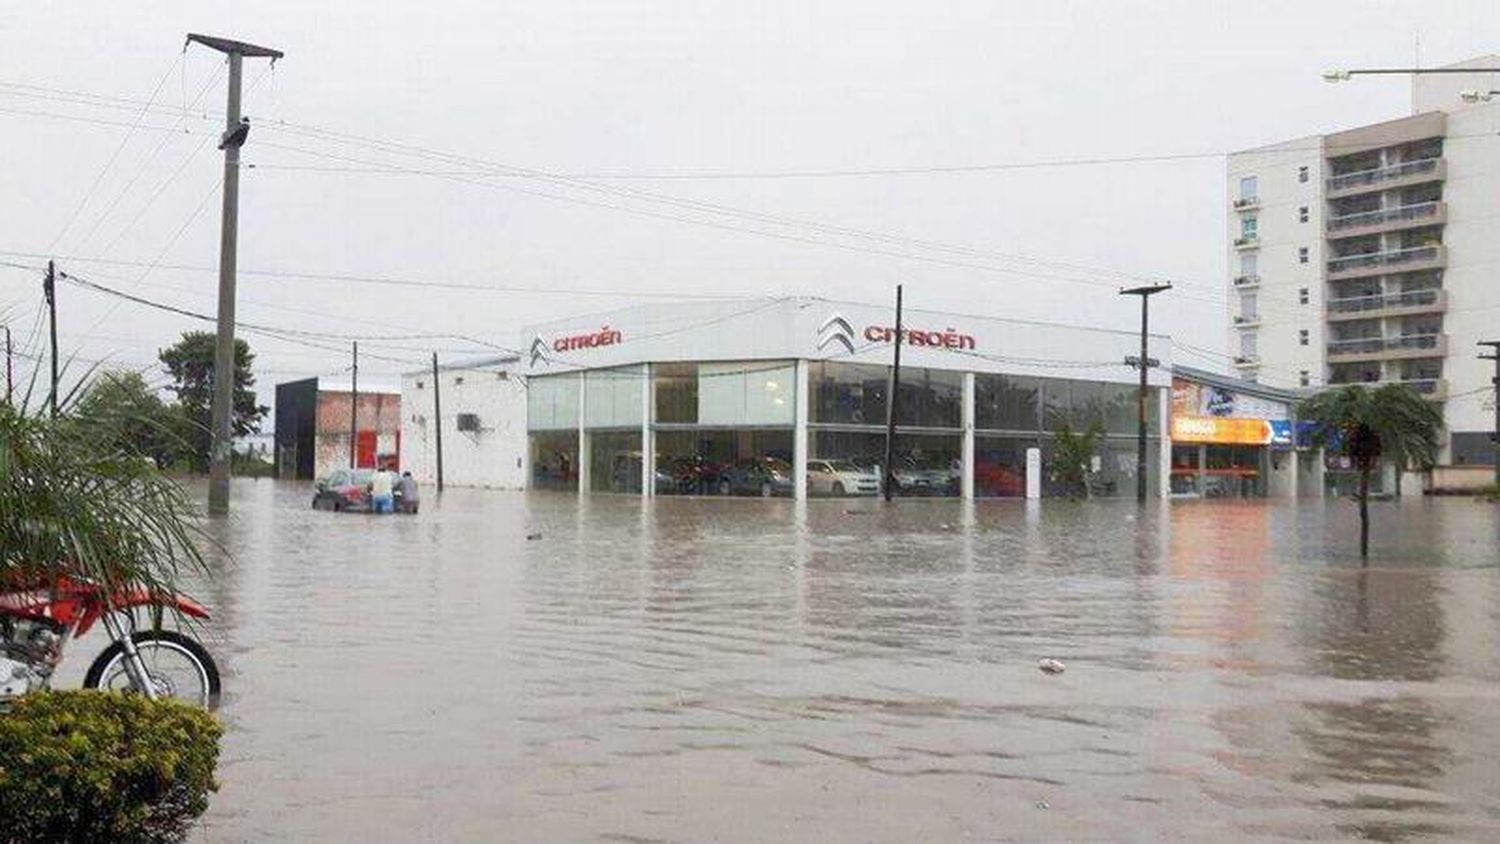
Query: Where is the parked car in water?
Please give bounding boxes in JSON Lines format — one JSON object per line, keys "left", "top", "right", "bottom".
{"left": 806, "top": 459, "right": 880, "bottom": 496}
{"left": 312, "top": 469, "right": 376, "bottom": 512}
{"left": 975, "top": 460, "right": 1026, "bottom": 497}
{"left": 718, "top": 457, "right": 794, "bottom": 497}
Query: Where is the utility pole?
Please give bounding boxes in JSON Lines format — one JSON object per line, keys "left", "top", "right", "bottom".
{"left": 432, "top": 352, "right": 445, "bottom": 494}
{"left": 188, "top": 33, "right": 283, "bottom": 516}
{"left": 349, "top": 341, "right": 359, "bottom": 470}
{"left": 43, "top": 260, "right": 58, "bottom": 418}
{"left": 1120, "top": 283, "right": 1171, "bottom": 503}
{"left": 882, "top": 284, "right": 904, "bottom": 502}
{"left": 1481, "top": 341, "right": 1500, "bottom": 487}
{"left": 5, "top": 324, "right": 12, "bottom": 405}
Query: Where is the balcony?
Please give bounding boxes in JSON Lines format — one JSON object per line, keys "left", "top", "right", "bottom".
{"left": 1234, "top": 234, "right": 1260, "bottom": 250}
{"left": 1326, "top": 288, "right": 1447, "bottom": 322}
{"left": 1233, "top": 196, "right": 1260, "bottom": 211}
{"left": 1326, "top": 201, "right": 1446, "bottom": 240}
{"left": 1232, "top": 274, "right": 1261, "bottom": 289}
{"left": 1326, "top": 333, "right": 1448, "bottom": 363}
{"left": 1326, "top": 157, "right": 1445, "bottom": 198}
{"left": 1327, "top": 377, "right": 1449, "bottom": 401}
{"left": 1326, "top": 244, "right": 1445, "bottom": 281}
{"left": 1401, "top": 378, "right": 1449, "bottom": 400}
{"left": 1233, "top": 314, "right": 1260, "bottom": 329}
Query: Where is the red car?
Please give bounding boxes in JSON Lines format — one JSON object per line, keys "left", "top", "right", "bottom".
{"left": 975, "top": 460, "right": 1026, "bottom": 497}
{"left": 312, "top": 468, "right": 376, "bottom": 512}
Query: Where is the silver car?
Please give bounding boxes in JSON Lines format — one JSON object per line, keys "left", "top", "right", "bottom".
{"left": 807, "top": 459, "right": 881, "bottom": 496}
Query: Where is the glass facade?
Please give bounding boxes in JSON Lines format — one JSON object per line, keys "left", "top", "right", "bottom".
{"left": 1170, "top": 443, "right": 1266, "bottom": 498}
{"left": 531, "top": 359, "right": 1165, "bottom": 499}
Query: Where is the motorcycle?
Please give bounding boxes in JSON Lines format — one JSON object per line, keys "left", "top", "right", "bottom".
{"left": 0, "top": 578, "right": 221, "bottom": 710}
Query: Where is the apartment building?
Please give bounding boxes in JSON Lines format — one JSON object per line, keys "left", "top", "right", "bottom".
{"left": 1227, "top": 56, "right": 1500, "bottom": 490}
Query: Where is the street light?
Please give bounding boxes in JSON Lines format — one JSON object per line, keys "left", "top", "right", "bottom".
{"left": 1459, "top": 89, "right": 1500, "bottom": 103}
{"left": 1323, "top": 66, "right": 1497, "bottom": 82}
{"left": 1119, "top": 283, "right": 1171, "bottom": 503}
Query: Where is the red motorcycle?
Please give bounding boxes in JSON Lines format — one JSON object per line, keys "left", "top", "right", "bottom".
{"left": 0, "top": 578, "right": 220, "bottom": 709}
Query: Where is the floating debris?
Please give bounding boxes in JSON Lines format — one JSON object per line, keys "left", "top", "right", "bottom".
{"left": 526, "top": 532, "right": 543, "bottom": 541}
{"left": 1037, "top": 658, "right": 1066, "bottom": 675}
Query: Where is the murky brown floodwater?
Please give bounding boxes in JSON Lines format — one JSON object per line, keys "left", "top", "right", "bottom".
{"left": 59, "top": 480, "right": 1500, "bottom": 841}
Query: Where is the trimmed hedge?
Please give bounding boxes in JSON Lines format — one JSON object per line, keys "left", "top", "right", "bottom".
{"left": 0, "top": 691, "right": 222, "bottom": 844}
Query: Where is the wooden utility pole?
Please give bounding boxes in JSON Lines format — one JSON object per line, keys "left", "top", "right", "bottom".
{"left": 1120, "top": 283, "right": 1172, "bottom": 503}
{"left": 44, "top": 260, "right": 58, "bottom": 418}
{"left": 432, "top": 352, "right": 445, "bottom": 493}
{"left": 1481, "top": 341, "right": 1500, "bottom": 487}
{"left": 349, "top": 341, "right": 359, "bottom": 469}
{"left": 188, "top": 33, "right": 283, "bottom": 515}
{"left": 882, "top": 284, "right": 904, "bottom": 502}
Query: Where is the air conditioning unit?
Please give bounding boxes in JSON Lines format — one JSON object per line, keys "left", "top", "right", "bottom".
{"left": 456, "top": 413, "right": 481, "bottom": 432}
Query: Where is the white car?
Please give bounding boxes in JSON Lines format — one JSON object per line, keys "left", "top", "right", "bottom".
{"left": 807, "top": 459, "right": 880, "bottom": 496}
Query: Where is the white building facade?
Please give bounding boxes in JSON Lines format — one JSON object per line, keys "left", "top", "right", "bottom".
{"left": 516, "top": 297, "right": 1173, "bottom": 500}
{"left": 1227, "top": 56, "right": 1500, "bottom": 491}
{"left": 400, "top": 356, "right": 528, "bottom": 490}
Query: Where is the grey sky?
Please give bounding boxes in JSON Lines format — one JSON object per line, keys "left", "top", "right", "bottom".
{"left": 2, "top": 1, "right": 1497, "bottom": 409}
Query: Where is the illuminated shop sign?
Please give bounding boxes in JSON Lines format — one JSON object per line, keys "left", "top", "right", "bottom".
{"left": 1171, "top": 416, "right": 1295, "bottom": 446}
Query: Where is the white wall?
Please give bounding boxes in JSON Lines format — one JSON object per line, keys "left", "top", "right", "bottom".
{"left": 1437, "top": 101, "right": 1500, "bottom": 445}
{"left": 1227, "top": 136, "right": 1326, "bottom": 390}
{"left": 401, "top": 363, "right": 528, "bottom": 489}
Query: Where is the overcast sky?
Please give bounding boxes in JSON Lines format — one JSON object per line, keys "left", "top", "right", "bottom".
{"left": 2, "top": 1, "right": 1497, "bottom": 410}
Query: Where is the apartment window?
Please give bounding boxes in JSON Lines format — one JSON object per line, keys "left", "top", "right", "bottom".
{"left": 1241, "top": 216, "right": 1258, "bottom": 237}
{"left": 1240, "top": 252, "right": 1258, "bottom": 276}
{"left": 1240, "top": 332, "right": 1258, "bottom": 358}
{"left": 1298, "top": 287, "right": 1309, "bottom": 305}
{"left": 1239, "top": 175, "right": 1258, "bottom": 200}
{"left": 1298, "top": 165, "right": 1309, "bottom": 183}
{"left": 1299, "top": 371, "right": 1310, "bottom": 387}
{"left": 1239, "top": 291, "right": 1258, "bottom": 320}
{"left": 1299, "top": 329, "right": 1309, "bottom": 346}
{"left": 1298, "top": 205, "right": 1309, "bottom": 223}
{"left": 1298, "top": 246, "right": 1309, "bottom": 264}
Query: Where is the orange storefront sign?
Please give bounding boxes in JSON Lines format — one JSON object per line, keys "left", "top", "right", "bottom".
{"left": 1170, "top": 415, "right": 1273, "bottom": 445}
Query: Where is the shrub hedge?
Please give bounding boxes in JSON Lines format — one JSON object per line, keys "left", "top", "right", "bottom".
{"left": 0, "top": 690, "right": 222, "bottom": 843}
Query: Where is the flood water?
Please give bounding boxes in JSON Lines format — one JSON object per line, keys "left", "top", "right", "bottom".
{"left": 63, "top": 480, "right": 1500, "bottom": 841}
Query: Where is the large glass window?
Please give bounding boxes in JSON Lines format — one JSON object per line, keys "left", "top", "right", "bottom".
{"left": 585, "top": 366, "right": 645, "bottom": 429}
{"left": 527, "top": 374, "right": 579, "bottom": 430}
{"left": 697, "top": 361, "right": 795, "bottom": 426}
{"left": 1170, "top": 444, "right": 1201, "bottom": 497}
{"left": 589, "top": 430, "right": 644, "bottom": 493}
{"left": 529, "top": 431, "right": 578, "bottom": 491}
{"left": 810, "top": 361, "right": 888, "bottom": 425}
{"left": 655, "top": 429, "right": 794, "bottom": 496}
{"left": 893, "top": 368, "right": 963, "bottom": 429}
{"left": 975, "top": 374, "right": 1040, "bottom": 432}
{"left": 654, "top": 363, "right": 697, "bottom": 424}
{"left": 810, "top": 430, "right": 960, "bottom": 497}
{"left": 1204, "top": 445, "right": 1264, "bottom": 498}
{"left": 975, "top": 436, "right": 1033, "bottom": 497}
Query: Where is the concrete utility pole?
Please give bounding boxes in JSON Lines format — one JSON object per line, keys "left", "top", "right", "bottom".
{"left": 882, "top": 284, "right": 904, "bottom": 502}
{"left": 1481, "top": 341, "right": 1500, "bottom": 487}
{"left": 431, "top": 352, "right": 445, "bottom": 493}
{"left": 43, "top": 260, "right": 58, "bottom": 418}
{"left": 349, "top": 341, "right": 359, "bottom": 469}
{"left": 1120, "top": 283, "right": 1171, "bottom": 503}
{"left": 188, "top": 33, "right": 283, "bottom": 516}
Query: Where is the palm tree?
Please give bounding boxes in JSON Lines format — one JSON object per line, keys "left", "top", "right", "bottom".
{"left": 1, "top": 397, "right": 207, "bottom": 599}
{"left": 1298, "top": 384, "right": 1443, "bottom": 558}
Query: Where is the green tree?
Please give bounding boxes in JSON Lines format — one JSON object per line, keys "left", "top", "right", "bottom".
{"left": 1050, "top": 416, "right": 1103, "bottom": 499}
{"left": 158, "top": 332, "right": 267, "bottom": 471}
{"left": 73, "top": 370, "right": 192, "bottom": 469}
{"left": 1298, "top": 384, "right": 1443, "bottom": 558}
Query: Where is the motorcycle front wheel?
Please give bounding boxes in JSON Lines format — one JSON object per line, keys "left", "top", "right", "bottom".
{"left": 83, "top": 630, "right": 221, "bottom": 710}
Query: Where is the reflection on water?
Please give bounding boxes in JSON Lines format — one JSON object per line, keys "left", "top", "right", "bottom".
{"left": 78, "top": 480, "right": 1497, "bottom": 841}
